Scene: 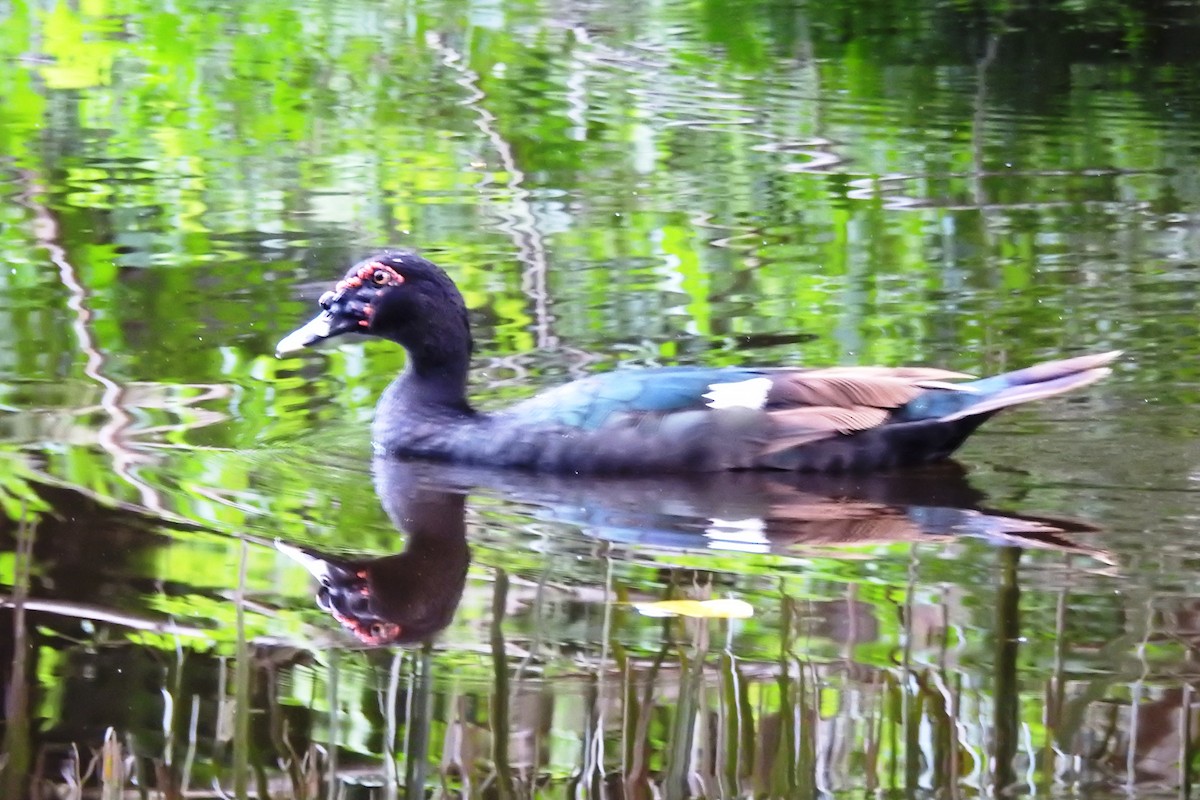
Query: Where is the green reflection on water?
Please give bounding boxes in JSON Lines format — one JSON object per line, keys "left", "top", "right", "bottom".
{"left": 1, "top": 0, "right": 1200, "bottom": 795}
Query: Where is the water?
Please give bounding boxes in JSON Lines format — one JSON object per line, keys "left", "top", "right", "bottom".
{"left": 2, "top": 0, "right": 1200, "bottom": 796}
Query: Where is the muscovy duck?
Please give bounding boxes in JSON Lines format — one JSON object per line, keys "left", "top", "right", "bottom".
{"left": 276, "top": 251, "right": 1118, "bottom": 473}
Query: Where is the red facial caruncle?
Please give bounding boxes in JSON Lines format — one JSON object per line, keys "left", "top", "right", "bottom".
{"left": 320, "top": 260, "right": 405, "bottom": 328}
{"left": 334, "top": 260, "right": 404, "bottom": 293}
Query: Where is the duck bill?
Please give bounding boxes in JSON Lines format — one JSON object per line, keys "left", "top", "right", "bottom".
{"left": 275, "top": 310, "right": 360, "bottom": 356}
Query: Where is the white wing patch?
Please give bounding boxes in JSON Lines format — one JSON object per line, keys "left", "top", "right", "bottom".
{"left": 702, "top": 377, "right": 772, "bottom": 410}
{"left": 705, "top": 517, "right": 770, "bottom": 553}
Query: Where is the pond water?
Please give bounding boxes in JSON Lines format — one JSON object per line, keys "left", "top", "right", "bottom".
{"left": 2, "top": 0, "right": 1200, "bottom": 797}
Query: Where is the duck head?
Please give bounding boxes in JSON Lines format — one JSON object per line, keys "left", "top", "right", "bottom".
{"left": 275, "top": 251, "right": 472, "bottom": 362}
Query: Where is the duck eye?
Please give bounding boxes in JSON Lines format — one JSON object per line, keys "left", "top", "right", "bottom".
{"left": 319, "top": 290, "right": 336, "bottom": 310}
{"left": 372, "top": 270, "right": 390, "bottom": 285}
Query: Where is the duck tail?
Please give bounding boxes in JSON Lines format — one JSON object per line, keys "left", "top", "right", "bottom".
{"left": 942, "top": 351, "right": 1120, "bottom": 422}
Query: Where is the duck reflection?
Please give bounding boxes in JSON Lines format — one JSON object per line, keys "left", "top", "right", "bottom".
{"left": 279, "top": 458, "right": 1107, "bottom": 646}
{"left": 276, "top": 460, "right": 470, "bottom": 645}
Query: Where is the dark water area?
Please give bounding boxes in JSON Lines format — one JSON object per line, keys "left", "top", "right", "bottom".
{"left": 2, "top": 0, "right": 1200, "bottom": 796}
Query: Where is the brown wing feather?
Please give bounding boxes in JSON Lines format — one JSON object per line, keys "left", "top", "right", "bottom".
{"left": 760, "top": 367, "right": 977, "bottom": 454}
{"left": 766, "top": 367, "right": 973, "bottom": 410}
{"left": 795, "top": 366, "right": 975, "bottom": 381}
{"left": 768, "top": 376, "right": 925, "bottom": 408}
{"left": 762, "top": 406, "right": 890, "bottom": 454}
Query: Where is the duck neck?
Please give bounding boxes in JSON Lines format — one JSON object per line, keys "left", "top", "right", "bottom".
{"left": 396, "top": 336, "right": 474, "bottom": 412}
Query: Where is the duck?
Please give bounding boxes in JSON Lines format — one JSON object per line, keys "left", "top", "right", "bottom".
{"left": 276, "top": 250, "right": 1119, "bottom": 473}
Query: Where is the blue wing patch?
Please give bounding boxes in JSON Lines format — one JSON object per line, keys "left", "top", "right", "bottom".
{"left": 507, "top": 367, "right": 764, "bottom": 430}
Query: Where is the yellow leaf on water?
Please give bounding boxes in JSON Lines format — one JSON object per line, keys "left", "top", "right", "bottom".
{"left": 632, "top": 599, "right": 754, "bottom": 619}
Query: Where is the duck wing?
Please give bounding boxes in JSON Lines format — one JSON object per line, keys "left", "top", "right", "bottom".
{"left": 505, "top": 364, "right": 972, "bottom": 446}
{"left": 495, "top": 354, "right": 1114, "bottom": 472}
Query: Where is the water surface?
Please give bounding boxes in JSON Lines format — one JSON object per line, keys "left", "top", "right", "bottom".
{"left": 1, "top": 0, "right": 1200, "bottom": 796}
